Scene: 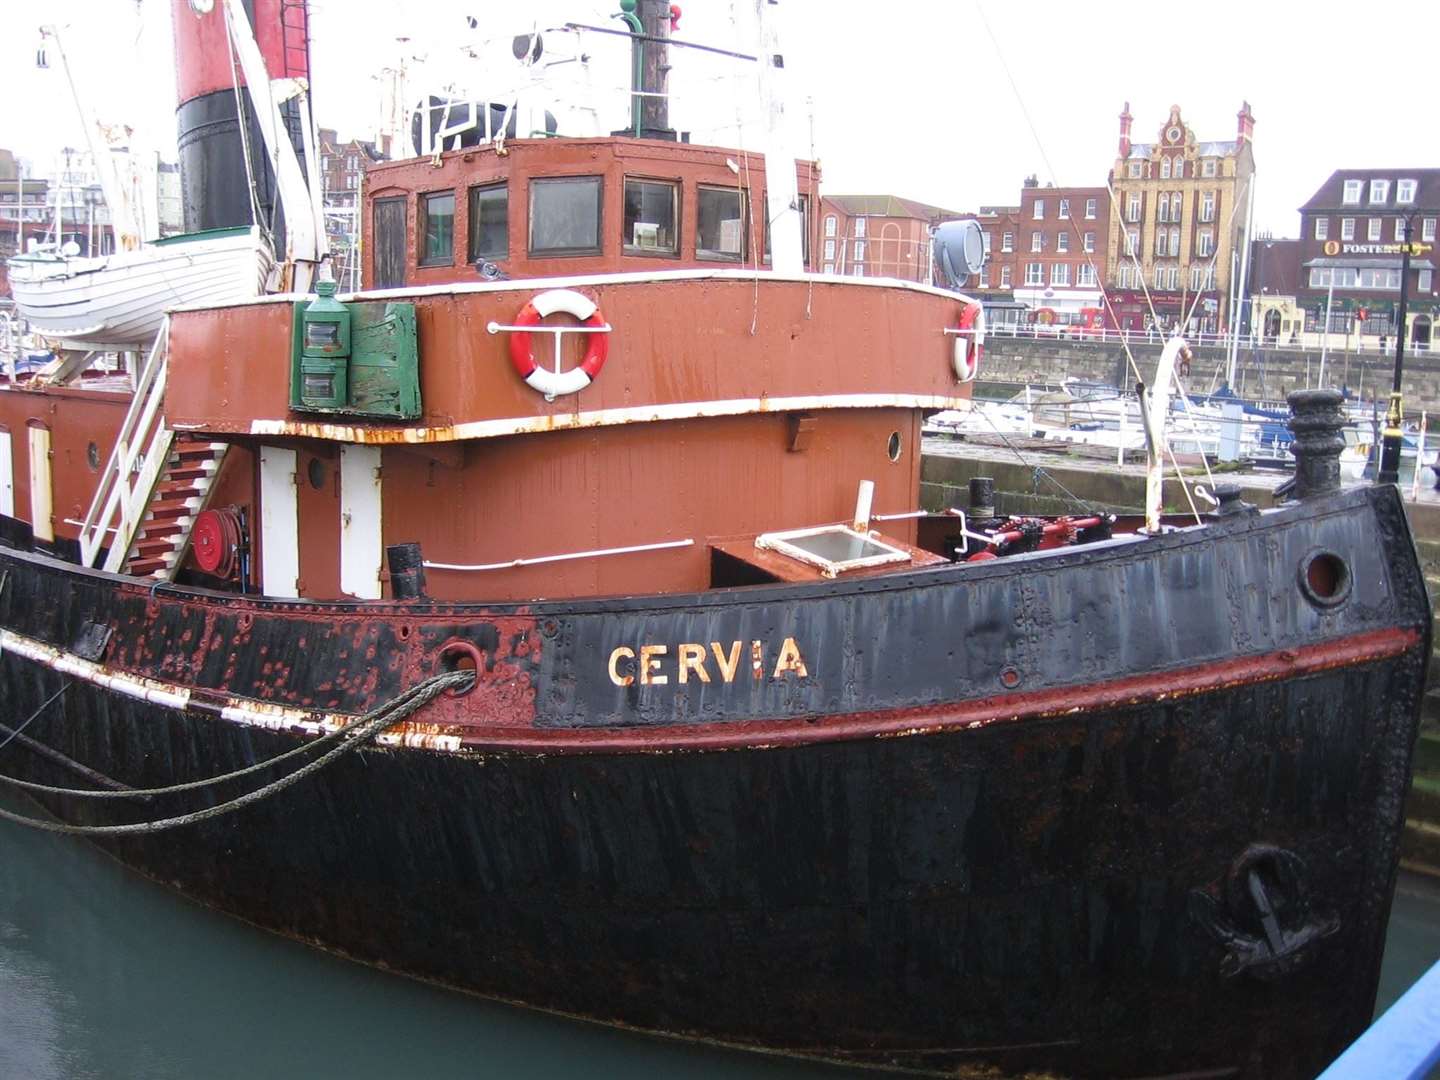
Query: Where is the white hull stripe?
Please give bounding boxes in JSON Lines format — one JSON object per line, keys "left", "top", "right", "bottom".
{"left": 172, "top": 266, "right": 982, "bottom": 313}
{"left": 249, "top": 393, "right": 973, "bottom": 444}
{"left": 0, "top": 628, "right": 463, "bottom": 753}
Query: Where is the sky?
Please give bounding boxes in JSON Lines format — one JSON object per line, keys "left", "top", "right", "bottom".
{"left": 1, "top": 0, "right": 1436, "bottom": 237}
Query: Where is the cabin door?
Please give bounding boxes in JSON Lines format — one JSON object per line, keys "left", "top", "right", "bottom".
{"left": 373, "top": 197, "right": 407, "bottom": 289}
{"left": 26, "top": 422, "right": 51, "bottom": 542}
{"left": 0, "top": 428, "right": 12, "bottom": 518}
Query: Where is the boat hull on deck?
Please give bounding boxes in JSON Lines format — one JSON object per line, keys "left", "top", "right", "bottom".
{"left": 8, "top": 228, "right": 271, "bottom": 349}
{"left": 0, "top": 484, "right": 1429, "bottom": 1078}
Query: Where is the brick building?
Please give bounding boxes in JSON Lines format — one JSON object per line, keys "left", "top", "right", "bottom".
{"left": 1105, "top": 102, "right": 1255, "bottom": 335}
{"left": 317, "top": 128, "right": 386, "bottom": 289}
{"left": 1247, "top": 236, "right": 1304, "bottom": 347}
{"left": 1296, "top": 168, "right": 1440, "bottom": 350}
{"left": 1014, "top": 177, "right": 1110, "bottom": 324}
{"left": 819, "top": 194, "right": 963, "bottom": 283}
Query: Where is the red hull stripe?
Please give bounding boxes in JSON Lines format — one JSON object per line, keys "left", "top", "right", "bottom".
{"left": 458, "top": 625, "right": 1424, "bottom": 755}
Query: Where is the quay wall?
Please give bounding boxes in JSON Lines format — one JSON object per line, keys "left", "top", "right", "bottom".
{"left": 977, "top": 336, "right": 1440, "bottom": 414}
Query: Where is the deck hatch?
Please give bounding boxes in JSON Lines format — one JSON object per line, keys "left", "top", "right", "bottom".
{"left": 755, "top": 524, "right": 912, "bottom": 578}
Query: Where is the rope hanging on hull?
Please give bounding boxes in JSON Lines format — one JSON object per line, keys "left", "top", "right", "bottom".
{"left": 0, "top": 669, "right": 473, "bottom": 836}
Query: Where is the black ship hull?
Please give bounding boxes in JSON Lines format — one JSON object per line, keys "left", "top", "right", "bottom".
{"left": 0, "top": 484, "right": 1430, "bottom": 1077}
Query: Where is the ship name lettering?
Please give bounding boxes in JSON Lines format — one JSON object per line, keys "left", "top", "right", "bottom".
{"left": 608, "top": 638, "right": 809, "bottom": 687}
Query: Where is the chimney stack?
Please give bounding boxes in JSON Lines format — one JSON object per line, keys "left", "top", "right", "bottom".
{"left": 1236, "top": 101, "right": 1255, "bottom": 143}
{"left": 1118, "top": 102, "right": 1133, "bottom": 159}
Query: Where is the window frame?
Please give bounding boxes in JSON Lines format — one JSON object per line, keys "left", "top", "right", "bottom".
{"left": 1342, "top": 179, "right": 1363, "bottom": 205}
{"left": 621, "top": 176, "right": 681, "bottom": 258}
{"left": 417, "top": 189, "right": 457, "bottom": 268}
{"left": 1397, "top": 179, "right": 1418, "bottom": 205}
{"left": 1085, "top": 198, "right": 1097, "bottom": 219}
{"left": 1033, "top": 200, "right": 1045, "bottom": 220}
{"left": 1314, "top": 217, "right": 1329, "bottom": 241}
{"left": 1341, "top": 217, "right": 1356, "bottom": 241}
{"left": 1367, "top": 217, "right": 1382, "bottom": 242}
{"left": 1001, "top": 231, "right": 1014, "bottom": 253}
{"left": 692, "top": 184, "right": 748, "bottom": 262}
{"left": 1025, "top": 262, "right": 1044, "bottom": 286}
{"left": 1369, "top": 179, "right": 1390, "bottom": 204}
{"left": 528, "top": 175, "right": 604, "bottom": 258}
{"left": 466, "top": 180, "right": 509, "bottom": 263}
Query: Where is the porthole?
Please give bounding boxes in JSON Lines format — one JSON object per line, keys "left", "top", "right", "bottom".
{"left": 1298, "top": 549, "right": 1351, "bottom": 609}
{"left": 307, "top": 457, "right": 328, "bottom": 491}
{"left": 86, "top": 441, "right": 100, "bottom": 470}
{"left": 887, "top": 431, "right": 902, "bottom": 462}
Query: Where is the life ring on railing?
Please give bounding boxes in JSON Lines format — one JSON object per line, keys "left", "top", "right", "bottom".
{"left": 952, "top": 301, "right": 985, "bottom": 382}
{"left": 505, "top": 289, "right": 610, "bottom": 397}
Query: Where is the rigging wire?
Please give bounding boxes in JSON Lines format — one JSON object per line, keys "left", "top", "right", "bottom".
{"left": 973, "top": 0, "right": 1219, "bottom": 530}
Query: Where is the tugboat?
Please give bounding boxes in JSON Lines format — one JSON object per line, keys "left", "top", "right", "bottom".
{"left": 0, "top": 3, "right": 1429, "bottom": 1077}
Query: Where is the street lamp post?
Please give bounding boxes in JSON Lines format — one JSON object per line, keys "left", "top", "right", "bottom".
{"left": 1377, "top": 212, "right": 1417, "bottom": 485}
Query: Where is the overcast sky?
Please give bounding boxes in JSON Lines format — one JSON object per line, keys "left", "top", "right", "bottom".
{"left": 2, "top": 0, "right": 1436, "bottom": 237}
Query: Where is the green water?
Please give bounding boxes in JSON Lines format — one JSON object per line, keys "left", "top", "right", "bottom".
{"left": 1, "top": 801, "right": 1436, "bottom": 1079}
{"left": 0, "top": 802, "right": 844, "bottom": 1080}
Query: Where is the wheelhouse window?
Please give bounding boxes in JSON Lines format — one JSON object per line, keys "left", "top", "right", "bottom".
{"left": 418, "top": 191, "right": 455, "bottom": 267}
{"left": 696, "top": 185, "right": 745, "bottom": 261}
{"left": 467, "top": 182, "right": 508, "bottom": 262}
{"left": 623, "top": 177, "right": 679, "bottom": 255}
{"left": 529, "top": 176, "right": 602, "bottom": 256}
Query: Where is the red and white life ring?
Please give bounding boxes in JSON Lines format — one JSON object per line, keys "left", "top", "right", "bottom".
{"left": 952, "top": 301, "right": 985, "bottom": 383}
{"left": 506, "top": 289, "right": 610, "bottom": 397}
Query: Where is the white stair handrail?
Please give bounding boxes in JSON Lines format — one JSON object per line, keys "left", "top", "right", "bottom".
{"left": 78, "top": 320, "right": 170, "bottom": 568}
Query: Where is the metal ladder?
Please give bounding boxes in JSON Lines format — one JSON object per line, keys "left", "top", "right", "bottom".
{"left": 77, "top": 320, "right": 229, "bottom": 579}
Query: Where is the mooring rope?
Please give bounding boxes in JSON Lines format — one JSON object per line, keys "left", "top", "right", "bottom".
{"left": 0, "top": 669, "right": 473, "bottom": 836}
{"left": 0, "top": 683, "right": 71, "bottom": 757}
{"left": 0, "top": 675, "right": 441, "bottom": 801}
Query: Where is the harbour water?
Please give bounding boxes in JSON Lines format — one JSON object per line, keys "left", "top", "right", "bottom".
{"left": 2, "top": 792, "right": 1437, "bottom": 1079}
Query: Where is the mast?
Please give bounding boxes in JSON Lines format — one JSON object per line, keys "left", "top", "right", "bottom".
{"left": 637, "top": 0, "right": 674, "bottom": 138}
{"left": 754, "top": 0, "right": 804, "bottom": 274}
{"left": 1225, "top": 175, "right": 1255, "bottom": 388}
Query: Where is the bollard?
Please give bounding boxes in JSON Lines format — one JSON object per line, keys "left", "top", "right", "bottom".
{"left": 386, "top": 542, "right": 428, "bottom": 600}
{"left": 1286, "top": 389, "right": 1346, "bottom": 499}
{"left": 968, "top": 476, "right": 996, "bottom": 519}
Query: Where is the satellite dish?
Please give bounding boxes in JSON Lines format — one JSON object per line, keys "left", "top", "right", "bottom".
{"left": 931, "top": 219, "right": 986, "bottom": 291}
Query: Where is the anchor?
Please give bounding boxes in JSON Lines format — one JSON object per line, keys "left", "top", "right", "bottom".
{"left": 1189, "top": 844, "right": 1340, "bottom": 982}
